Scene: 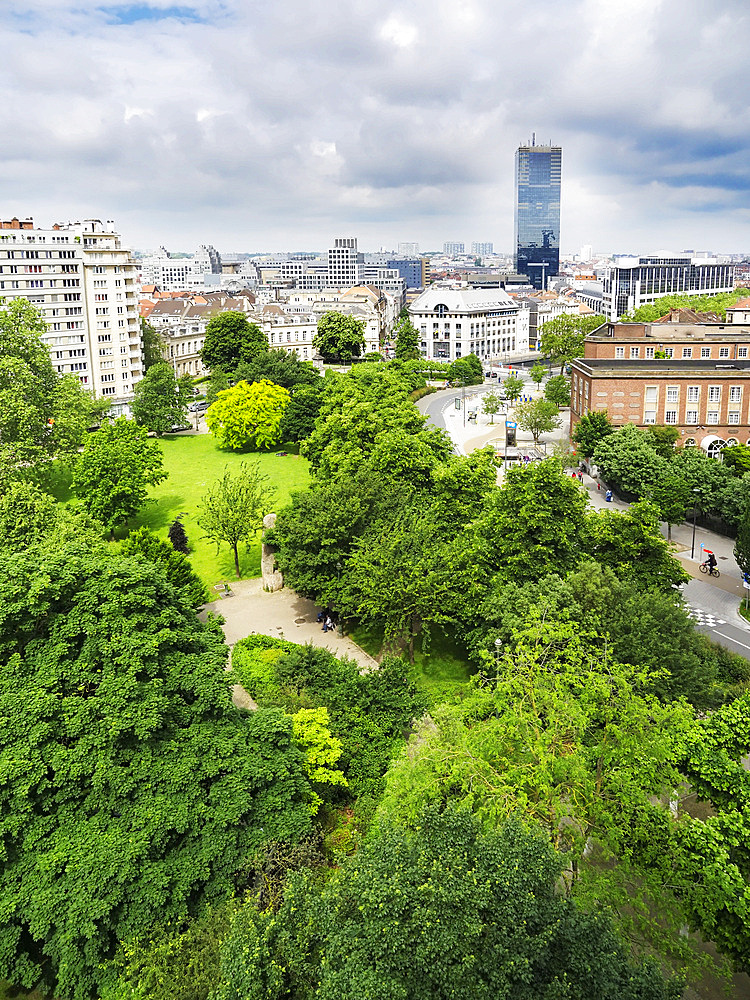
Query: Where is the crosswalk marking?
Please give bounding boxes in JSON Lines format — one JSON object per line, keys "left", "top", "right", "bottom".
{"left": 687, "top": 607, "right": 727, "bottom": 628}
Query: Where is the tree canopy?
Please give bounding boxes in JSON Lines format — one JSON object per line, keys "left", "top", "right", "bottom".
{"left": 206, "top": 379, "right": 290, "bottom": 451}
{"left": 131, "top": 361, "right": 192, "bottom": 435}
{"left": 200, "top": 311, "right": 267, "bottom": 372}
{"left": 199, "top": 462, "right": 275, "bottom": 578}
{"left": 513, "top": 397, "right": 561, "bottom": 444}
{"left": 539, "top": 313, "right": 605, "bottom": 372}
{"left": 313, "top": 312, "right": 366, "bottom": 363}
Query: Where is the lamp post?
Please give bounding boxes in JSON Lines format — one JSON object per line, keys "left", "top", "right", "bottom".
{"left": 690, "top": 488, "right": 701, "bottom": 559}
{"left": 336, "top": 562, "right": 343, "bottom": 634}
{"left": 494, "top": 637, "right": 503, "bottom": 683}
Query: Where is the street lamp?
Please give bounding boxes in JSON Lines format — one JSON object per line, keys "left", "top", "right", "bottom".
{"left": 690, "top": 488, "right": 701, "bottom": 559}
{"left": 336, "top": 562, "right": 343, "bottom": 634}
{"left": 494, "top": 637, "right": 503, "bottom": 683}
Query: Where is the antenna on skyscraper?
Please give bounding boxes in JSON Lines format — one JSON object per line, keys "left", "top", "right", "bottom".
{"left": 532, "top": 132, "right": 535, "bottom": 146}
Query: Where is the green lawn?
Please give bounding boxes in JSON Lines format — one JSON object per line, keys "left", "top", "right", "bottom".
{"left": 349, "top": 622, "right": 473, "bottom": 704}
{"left": 130, "top": 434, "right": 310, "bottom": 592}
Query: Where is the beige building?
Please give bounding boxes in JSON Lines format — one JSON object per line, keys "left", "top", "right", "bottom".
{"left": 0, "top": 216, "right": 141, "bottom": 413}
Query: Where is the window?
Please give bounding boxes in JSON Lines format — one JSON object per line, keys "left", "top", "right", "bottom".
{"left": 701, "top": 347, "right": 711, "bottom": 358}
{"left": 738, "top": 347, "right": 748, "bottom": 359}
{"left": 615, "top": 346, "right": 624, "bottom": 358}
{"left": 630, "top": 347, "right": 639, "bottom": 359}
{"left": 664, "top": 410, "right": 677, "bottom": 424}
{"left": 666, "top": 386, "right": 678, "bottom": 403}
{"left": 708, "top": 386, "right": 721, "bottom": 402}
{"left": 728, "top": 412, "right": 740, "bottom": 425}
{"left": 684, "top": 438, "right": 696, "bottom": 447}
{"left": 644, "top": 410, "right": 656, "bottom": 425}
{"left": 645, "top": 386, "right": 658, "bottom": 403}
{"left": 663, "top": 348, "right": 674, "bottom": 359}
{"left": 685, "top": 409, "right": 699, "bottom": 424}
{"left": 706, "top": 410, "right": 719, "bottom": 425}
{"left": 101, "top": 374, "right": 115, "bottom": 383}
{"left": 730, "top": 386, "right": 742, "bottom": 402}
{"left": 645, "top": 346, "right": 655, "bottom": 359}
{"left": 687, "top": 386, "right": 699, "bottom": 402}
{"left": 102, "top": 386, "right": 116, "bottom": 395}
{"left": 719, "top": 347, "right": 730, "bottom": 358}
{"left": 682, "top": 347, "right": 692, "bottom": 358}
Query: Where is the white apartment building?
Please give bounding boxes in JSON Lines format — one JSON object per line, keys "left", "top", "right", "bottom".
{"left": 601, "top": 256, "right": 734, "bottom": 321}
{"left": 140, "top": 245, "right": 222, "bottom": 292}
{"left": 0, "top": 216, "right": 142, "bottom": 412}
{"left": 260, "top": 305, "right": 318, "bottom": 360}
{"left": 409, "top": 286, "right": 529, "bottom": 362}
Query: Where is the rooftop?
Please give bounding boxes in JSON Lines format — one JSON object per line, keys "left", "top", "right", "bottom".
{"left": 574, "top": 358, "right": 750, "bottom": 373}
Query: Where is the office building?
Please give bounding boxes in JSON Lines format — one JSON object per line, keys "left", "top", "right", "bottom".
{"left": 327, "top": 237, "right": 364, "bottom": 287}
{"left": 408, "top": 286, "right": 529, "bottom": 362}
{"left": 398, "top": 242, "right": 419, "bottom": 255}
{"left": 514, "top": 139, "right": 562, "bottom": 290}
{"left": 443, "top": 242, "right": 465, "bottom": 256}
{"left": 471, "top": 242, "right": 494, "bottom": 256}
{"left": 601, "top": 256, "right": 734, "bottom": 321}
{"left": 139, "top": 245, "right": 222, "bottom": 292}
{"left": 386, "top": 257, "right": 428, "bottom": 289}
{"left": 0, "top": 216, "right": 142, "bottom": 413}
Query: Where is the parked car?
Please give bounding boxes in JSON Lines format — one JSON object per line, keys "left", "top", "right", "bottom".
{"left": 170, "top": 422, "right": 192, "bottom": 433}
{"left": 188, "top": 399, "right": 209, "bottom": 412}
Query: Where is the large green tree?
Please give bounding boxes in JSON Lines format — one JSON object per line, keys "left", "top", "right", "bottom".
{"left": 199, "top": 462, "right": 275, "bottom": 578}
{"left": 212, "top": 807, "right": 681, "bottom": 1000}
{"left": 71, "top": 417, "right": 167, "bottom": 535}
{"left": 0, "top": 544, "right": 312, "bottom": 999}
{"left": 233, "top": 349, "right": 320, "bottom": 390}
{"left": 313, "top": 312, "right": 365, "bottom": 363}
{"left": 572, "top": 410, "right": 613, "bottom": 458}
{"left": 543, "top": 372, "right": 571, "bottom": 406}
{"left": 206, "top": 379, "right": 290, "bottom": 451}
{"left": 131, "top": 361, "right": 192, "bottom": 436}
{"left": 200, "top": 312, "right": 267, "bottom": 372}
{"left": 539, "top": 313, "right": 605, "bottom": 373}
{"left": 513, "top": 396, "right": 561, "bottom": 444}
{"left": 139, "top": 318, "right": 167, "bottom": 370}
{"left": 277, "top": 383, "right": 326, "bottom": 443}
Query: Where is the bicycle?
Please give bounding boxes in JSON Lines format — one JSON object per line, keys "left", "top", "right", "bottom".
{"left": 699, "top": 562, "right": 720, "bottom": 578}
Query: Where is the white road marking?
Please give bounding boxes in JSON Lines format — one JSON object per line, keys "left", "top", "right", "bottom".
{"left": 712, "top": 631, "right": 750, "bottom": 652}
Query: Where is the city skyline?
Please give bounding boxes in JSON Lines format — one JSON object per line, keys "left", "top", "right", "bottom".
{"left": 1, "top": 1, "right": 749, "bottom": 254}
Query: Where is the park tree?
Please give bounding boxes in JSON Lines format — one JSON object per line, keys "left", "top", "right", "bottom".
{"left": 646, "top": 423, "right": 680, "bottom": 457}
{"left": 234, "top": 349, "right": 320, "bottom": 390}
{"left": 448, "top": 353, "right": 482, "bottom": 386}
{"left": 539, "top": 312, "right": 604, "bottom": 372}
{"left": 529, "top": 361, "right": 546, "bottom": 386}
{"left": 131, "top": 361, "right": 193, "bottom": 436}
{"left": 0, "top": 480, "right": 57, "bottom": 552}
{"left": 543, "top": 372, "right": 571, "bottom": 406}
{"left": 199, "top": 462, "right": 275, "bottom": 578}
{"left": 205, "top": 368, "right": 232, "bottom": 407}
{"left": 201, "top": 312, "right": 267, "bottom": 372}
{"left": 206, "top": 379, "right": 290, "bottom": 451}
{"left": 168, "top": 516, "right": 190, "bottom": 553}
{"left": 229, "top": 806, "right": 682, "bottom": 1000}
{"left": 501, "top": 371, "right": 525, "bottom": 404}
{"left": 140, "top": 318, "right": 167, "bottom": 370}
{"left": 71, "top": 417, "right": 167, "bottom": 535}
{"left": 120, "top": 526, "right": 208, "bottom": 608}
{"left": 572, "top": 410, "right": 613, "bottom": 458}
{"left": 481, "top": 390, "right": 501, "bottom": 424}
{"left": 0, "top": 543, "right": 312, "bottom": 999}
{"left": 513, "top": 396, "right": 561, "bottom": 445}
{"left": 314, "top": 312, "right": 366, "bottom": 363}
{"left": 393, "top": 312, "right": 421, "bottom": 360}
{"left": 277, "top": 383, "right": 326, "bottom": 443}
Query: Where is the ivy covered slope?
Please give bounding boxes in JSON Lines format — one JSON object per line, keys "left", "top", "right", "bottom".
{"left": 0, "top": 538, "right": 313, "bottom": 999}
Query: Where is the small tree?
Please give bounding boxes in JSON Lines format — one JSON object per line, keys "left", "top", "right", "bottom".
{"left": 529, "top": 362, "right": 546, "bottom": 387}
{"left": 206, "top": 379, "right": 290, "bottom": 451}
{"left": 514, "top": 397, "right": 561, "bottom": 445}
{"left": 482, "top": 391, "right": 501, "bottom": 425}
{"left": 131, "top": 362, "right": 192, "bottom": 436}
{"left": 544, "top": 373, "right": 571, "bottom": 407}
{"left": 501, "top": 372, "right": 525, "bottom": 405}
{"left": 572, "top": 410, "right": 613, "bottom": 458}
{"left": 71, "top": 417, "right": 167, "bottom": 536}
{"left": 448, "top": 354, "right": 483, "bottom": 387}
{"left": 140, "top": 318, "right": 167, "bottom": 370}
{"left": 314, "top": 312, "right": 366, "bottom": 364}
{"left": 646, "top": 473, "right": 693, "bottom": 542}
{"left": 168, "top": 516, "right": 189, "bottom": 554}
{"left": 393, "top": 314, "right": 420, "bottom": 361}
{"left": 199, "top": 463, "right": 275, "bottom": 578}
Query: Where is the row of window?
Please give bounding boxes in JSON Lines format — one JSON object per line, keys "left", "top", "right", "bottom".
{"left": 614, "top": 344, "right": 746, "bottom": 360}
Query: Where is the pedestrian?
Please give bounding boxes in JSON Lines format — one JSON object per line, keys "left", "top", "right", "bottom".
{"left": 316, "top": 610, "right": 324, "bottom": 623}
{"left": 325, "top": 615, "right": 334, "bottom": 633}
{"left": 605, "top": 489, "right": 613, "bottom": 502}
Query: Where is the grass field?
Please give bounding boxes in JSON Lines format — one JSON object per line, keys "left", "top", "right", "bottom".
{"left": 131, "top": 434, "right": 310, "bottom": 591}
{"left": 349, "top": 622, "right": 473, "bottom": 703}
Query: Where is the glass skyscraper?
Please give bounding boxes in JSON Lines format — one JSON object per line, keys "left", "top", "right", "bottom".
{"left": 514, "top": 141, "right": 562, "bottom": 290}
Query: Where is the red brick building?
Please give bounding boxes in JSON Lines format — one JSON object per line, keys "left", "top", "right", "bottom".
{"left": 583, "top": 310, "right": 750, "bottom": 363}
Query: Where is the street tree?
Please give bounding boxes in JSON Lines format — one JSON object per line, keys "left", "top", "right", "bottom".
{"left": 219, "top": 806, "right": 680, "bottom": 1000}
{"left": 140, "top": 318, "right": 167, "bottom": 370}
{"left": 206, "top": 379, "right": 290, "bottom": 451}
{"left": 501, "top": 371, "right": 524, "bottom": 404}
{"left": 200, "top": 312, "right": 267, "bottom": 372}
{"left": 71, "top": 417, "right": 167, "bottom": 535}
{"left": 571, "top": 410, "right": 613, "bottom": 458}
{"left": 514, "top": 397, "right": 560, "bottom": 444}
{"left": 529, "top": 361, "right": 546, "bottom": 386}
{"left": 543, "top": 372, "right": 571, "bottom": 406}
{"left": 646, "top": 470, "right": 693, "bottom": 541}
{"left": 448, "top": 353, "right": 483, "bottom": 386}
{"left": 199, "top": 462, "right": 275, "bottom": 578}
{"left": 314, "top": 312, "right": 365, "bottom": 363}
{"left": 591, "top": 423, "right": 661, "bottom": 497}
{"left": 646, "top": 423, "right": 680, "bottom": 457}
{"left": 0, "top": 543, "right": 312, "bottom": 999}
{"left": 393, "top": 312, "right": 420, "bottom": 360}
{"left": 131, "top": 361, "right": 192, "bottom": 436}
{"left": 734, "top": 503, "right": 750, "bottom": 576}
{"left": 539, "top": 313, "right": 604, "bottom": 372}
{"left": 481, "top": 390, "right": 501, "bottom": 424}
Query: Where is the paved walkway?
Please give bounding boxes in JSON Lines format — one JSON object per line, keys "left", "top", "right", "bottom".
{"left": 199, "top": 579, "right": 379, "bottom": 709}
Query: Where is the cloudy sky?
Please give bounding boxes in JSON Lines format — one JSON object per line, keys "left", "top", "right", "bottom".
{"left": 1, "top": 0, "right": 748, "bottom": 256}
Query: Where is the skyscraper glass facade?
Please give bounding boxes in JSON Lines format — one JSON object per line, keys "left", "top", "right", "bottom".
{"left": 514, "top": 143, "right": 561, "bottom": 290}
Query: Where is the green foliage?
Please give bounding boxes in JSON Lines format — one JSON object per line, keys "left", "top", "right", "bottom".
{"left": 314, "top": 312, "right": 366, "bottom": 363}
{"left": 71, "top": 417, "right": 168, "bottom": 533}
{"left": 233, "top": 349, "right": 320, "bottom": 390}
{"left": 722, "top": 444, "right": 750, "bottom": 476}
{"left": 393, "top": 313, "right": 420, "bottom": 360}
{"left": 529, "top": 361, "right": 546, "bottom": 385}
{"left": 539, "top": 313, "right": 604, "bottom": 371}
{"left": 645, "top": 423, "right": 680, "bottom": 457}
{"left": 447, "top": 353, "right": 482, "bottom": 386}
{"left": 591, "top": 423, "right": 661, "bottom": 496}
{"left": 277, "top": 383, "right": 325, "bottom": 443}
{"left": 206, "top": 379, "right": 290, "bottom": 451}
{"left": 205, "top": 369, "right": 231, "bottom": 408}
{"left": 139, "top": 318, "right": 167, "bottom": 370}
{"left": 199, "top": 462, "right": 275, "bottom": 578}
{"left": 214, "top": 807, "right": 681, "bottom": 1000}
{"left": 543, "top": 372, "right": 571, "bottom": 406}
{"left": 131, "top": 362, "right": 192, "bottom": 436}
{"left": 0, "top": 544, "right": 312, "bottom": 998}
{"left": 291, "top": 707, "right": 347, "bottom": 814}
{"left": 120, "top": 526, "right": 208, "bottom": 607}
{"left": 572, "top": 410, "right": 613, "bottom": 458}
{"left": 481, "top": 390, "right": 501, "bottom": 423}
{"left": 626, "top": 287, "right": 750, "bottom": 322}
{"left": 501, "top": 371, "right": 524, "bottom": 403}
{"left": 48, "top": 374, "right": 110, "bottom": 466}
{"left": 734, "top": 506, "right": 750, "bottom": 576}
{"left": 513, "top": 396, "right": 561, "bottom": 443}
{"left": 0, "top": 480, "right": 57, "bottom": 551}
{"left": 232, "top": 637, "right": 425, "bottom": 799}
{"left": 200, "top": 312, "right": 267, "bottom": 372}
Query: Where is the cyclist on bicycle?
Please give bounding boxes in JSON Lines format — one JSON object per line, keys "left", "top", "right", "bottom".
{"left": 704, "top": 551, "right": 718, "bottom": 573}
